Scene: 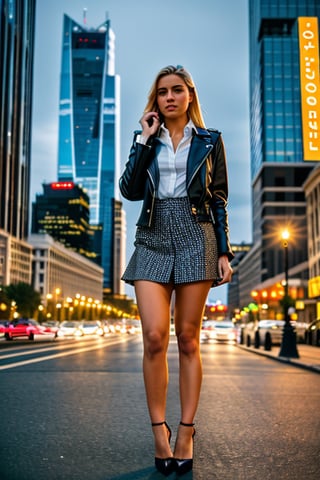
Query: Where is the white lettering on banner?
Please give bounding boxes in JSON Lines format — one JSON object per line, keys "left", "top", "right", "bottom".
{"left": 298, "top": 17, "right": 320, "bottom": 161}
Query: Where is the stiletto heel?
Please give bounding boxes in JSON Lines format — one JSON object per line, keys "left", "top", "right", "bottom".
{"left": 175, "top": 422, "right": 196, "bottom": 476}
{"left": 152, "top": 421, "right": 175, "bottom": 476}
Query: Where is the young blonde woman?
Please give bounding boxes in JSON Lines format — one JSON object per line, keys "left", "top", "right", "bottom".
{"left": 119, "top": 65, "right": 233, "bottom": 476}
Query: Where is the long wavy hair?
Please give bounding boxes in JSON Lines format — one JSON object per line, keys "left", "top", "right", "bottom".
{"left": 144, "top": 65, "right": 206, "bottom": 128}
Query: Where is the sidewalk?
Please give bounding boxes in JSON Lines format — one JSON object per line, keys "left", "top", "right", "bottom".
{"left": 238, "top": 343, "right": 320, "bottom": 373}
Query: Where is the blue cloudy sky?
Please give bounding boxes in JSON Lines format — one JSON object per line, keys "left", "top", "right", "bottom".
{"left": 31, "top": 0, "right": 251, "bottom": 304}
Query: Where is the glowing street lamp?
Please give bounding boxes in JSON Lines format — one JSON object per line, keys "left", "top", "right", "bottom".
{"left": 279, "top": 229, "right": 299, "bottom": 358}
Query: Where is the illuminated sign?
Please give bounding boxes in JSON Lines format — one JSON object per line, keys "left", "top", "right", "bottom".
{"left": 51, "top": 182, "right": 74, "bottom": 190}
{"left": 308, "top": 276, "right": 320, "bottom": 298}
{"left": 298, "top": 17, "right": 320, "bottom": 161}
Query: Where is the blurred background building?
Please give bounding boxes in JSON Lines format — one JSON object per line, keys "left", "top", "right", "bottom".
{"left": 57, "top": 13, "right": 125, "bottom": 295}
{"left": 30, "top": 233, "right": 103, "bottom": 307}
{"left": 31, "top": 181, "right": 96, "bottom": 261}
{"left": 229, "top": 0, "right": 320, "bottom": 325}
{"left": 0, "top": 0, "right": 36, "bottom": 285}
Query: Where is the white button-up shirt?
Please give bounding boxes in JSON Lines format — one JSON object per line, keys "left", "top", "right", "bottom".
{"left": 155, "top": 120, "right": 196, "bottom": 199}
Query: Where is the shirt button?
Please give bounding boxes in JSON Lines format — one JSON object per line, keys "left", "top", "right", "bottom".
{"left": 147, "top": 209, "right": 150, "bottom": 213}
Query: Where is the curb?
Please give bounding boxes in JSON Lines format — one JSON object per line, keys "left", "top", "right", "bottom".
{"left": 237, "top": 344, "right": 320, "bottom": 374}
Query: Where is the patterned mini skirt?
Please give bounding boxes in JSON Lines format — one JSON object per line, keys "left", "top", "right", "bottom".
{"left": 121, "top": 197, "right": 219, "bottom": 286}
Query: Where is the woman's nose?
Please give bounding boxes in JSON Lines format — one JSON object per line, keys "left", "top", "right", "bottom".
{"left": 166, "top": 89, "right": 174, "bottom": 100}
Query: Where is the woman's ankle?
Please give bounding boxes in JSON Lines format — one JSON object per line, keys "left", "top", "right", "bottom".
{"left": 174, "top": 423, "right": 195, "bottom": 459}
{"left": 152, "top": 422, "right": 173, "bottom": 458}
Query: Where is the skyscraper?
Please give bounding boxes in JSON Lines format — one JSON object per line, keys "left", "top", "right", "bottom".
{"left": 57, "top": 14, "right": 123, "bottom": 294}
{"left": 0, "top": 0, "right": 36, "bottom": 240}
{"left": 249, "top": 0, "right": 319, "bottom": 179}
{"left": 0, "top": 0, "right": 36, "bottom": 286}
{"left": 234, "top": 0, "right": 320, "bottom": 309}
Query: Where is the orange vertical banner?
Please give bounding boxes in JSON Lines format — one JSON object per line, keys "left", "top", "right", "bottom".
{"left": 298, "top": 17, "right": 320, "bottom": 161}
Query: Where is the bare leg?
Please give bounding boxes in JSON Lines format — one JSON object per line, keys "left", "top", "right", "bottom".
{"left": 135, "top": 280, "right": 174, "bottom": 459}
{"left": 173, "top": 280, "right": 212, "bottom": 460}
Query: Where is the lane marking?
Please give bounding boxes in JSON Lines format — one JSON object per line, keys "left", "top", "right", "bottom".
{"left": 0, "top": 336, "right": 139, "bottom": 371}
{"left": 0, "top": 336, "right": 118, "bottom": 359}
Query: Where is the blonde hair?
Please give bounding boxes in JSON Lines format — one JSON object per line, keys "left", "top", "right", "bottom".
{"left": 144, "top": 65, "right": 206, "bottom": 129}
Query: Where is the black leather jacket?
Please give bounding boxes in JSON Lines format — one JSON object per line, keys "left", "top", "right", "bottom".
{"left": 119, "top": 127, "right": 234, "bottom": 260}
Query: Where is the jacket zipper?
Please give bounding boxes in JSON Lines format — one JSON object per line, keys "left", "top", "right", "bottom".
{"left": 147, "top": 169, "right": 156, "bottom": 227}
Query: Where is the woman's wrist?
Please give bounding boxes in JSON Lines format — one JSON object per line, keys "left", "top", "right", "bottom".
{"left": 136, "top": 133, "right": 149, "bottom": 145}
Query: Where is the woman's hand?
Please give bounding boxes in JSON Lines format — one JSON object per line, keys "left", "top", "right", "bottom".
{"left": 139, "top": 112, "right": 160, "bottom": 138}
{"left": 217, "top": 255, "right": 233, "bottom": 285}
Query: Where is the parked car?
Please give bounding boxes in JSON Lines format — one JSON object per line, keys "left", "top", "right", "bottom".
{"left": 243, "top": 319, "right": 307, "bottom": 349}
{"left": 201, "top": 320, "right": 237, "bottom": 343}
{"left": 4, "top": 318, "right": 57, "bottom": 341}
{"left": 125, "top": 319, "right": 142, "bottom": 334}
{"left": 42, "top": 320, "right": 60, "bottom": 329}
{"left": 291, "top": 321, "right": 308, "bottom": 343}
{"left": 305, "top": 319, "right": 320, "bottom": 346}
{"left": 0, "top": 320, "right": 9, "bottom": 338}
{"left": 108, "top": 319, "right": 128, "bottom": 334}
{"left": 76, "top": 320, "right": 104, "bottom": 336}
{"left": 57, "top": 320, "right": 80, "bottom": 338}
{"left": 243, "top": 320, "right": 285, "bottom": 349}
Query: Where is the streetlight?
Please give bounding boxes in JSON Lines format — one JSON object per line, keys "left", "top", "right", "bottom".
{"left": 279, "top": 230, "right": 299, "bottom": 358}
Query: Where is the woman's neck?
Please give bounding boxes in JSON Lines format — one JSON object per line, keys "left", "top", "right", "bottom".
{"left": 164, "top": 116, "right": 189, "bottom": 152}
{"left": 164, "top": 116, "right": 189, "bottom": 138}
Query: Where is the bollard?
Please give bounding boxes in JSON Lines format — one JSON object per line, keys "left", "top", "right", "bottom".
{"left": 254, "top": 331, "right": 260, "bottom": 349}
{"left": 264, "top": 332, "right": 272, "bottom": 351}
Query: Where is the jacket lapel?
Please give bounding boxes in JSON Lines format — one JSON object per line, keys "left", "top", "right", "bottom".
{"left": 186, "top": 131, "right": 214, "bottom": 188}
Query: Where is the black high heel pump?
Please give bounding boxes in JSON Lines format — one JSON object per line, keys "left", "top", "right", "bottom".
{"left": 175, "top": 421, "right": 196, "bottom": 476}
{"left": 152, "top": 421, "right": 175, "bottom": 476}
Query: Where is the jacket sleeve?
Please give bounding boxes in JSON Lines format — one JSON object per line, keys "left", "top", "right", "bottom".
{"left": 119, "top": 132, "right": 154, "bottom": 201}
{"left": 210, "top": 135, "right": 234, "bottom": 260}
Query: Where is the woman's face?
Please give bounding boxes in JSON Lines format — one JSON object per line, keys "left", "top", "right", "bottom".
{"left": 156, "top": 74, "right": 193, "bottom": 121}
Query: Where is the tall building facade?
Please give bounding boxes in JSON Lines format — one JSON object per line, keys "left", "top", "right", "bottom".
{"left": 0, "top": 0, "right": 35, "bottom": 240}
{"left": 232, "top": 1, "right": 320, "bottom": 312}
{"left": 57, "top": 14, "right": 123, "bottom": 293}
{"left": 0, "top": 0, "right": 36, "bottom": 284}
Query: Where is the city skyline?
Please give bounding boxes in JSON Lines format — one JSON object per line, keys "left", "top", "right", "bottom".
{"left": 31, "top": 0, "right": 252, "bottom": 303}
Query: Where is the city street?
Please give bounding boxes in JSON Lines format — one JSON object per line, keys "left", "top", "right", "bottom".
{"left": 0, "top": 335, "right": 319, "bottom": 480}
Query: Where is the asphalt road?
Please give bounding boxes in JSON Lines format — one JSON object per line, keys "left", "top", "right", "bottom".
{"left": 0, "top": 335, "right": 319, "bottom": 480}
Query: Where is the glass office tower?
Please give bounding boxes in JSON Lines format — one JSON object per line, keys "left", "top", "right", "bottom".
{"left": 57, "top": 14, "right": 121, "bottom": 293}
{"left": 0, "top": 0, "right": 36, "bottom": 240}
{"left": 248, "top": 0, "right": 319, "bottom": 286}
{"left": 0, "top": 0, "right": 35, "bottom": 286}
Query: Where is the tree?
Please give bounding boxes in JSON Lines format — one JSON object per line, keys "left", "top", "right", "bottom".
{"left": 0, "top": 286, "right": 11, "bottom": 319}
{"left": 3, "top": 283, "right": 41, "bottom": 318}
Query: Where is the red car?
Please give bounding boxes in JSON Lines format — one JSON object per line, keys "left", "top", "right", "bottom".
{"left": 4, "top": 318, "right": 58, "bottom": 341}
{"left": 0, "top": 320, "right": 9, "bottom": 337}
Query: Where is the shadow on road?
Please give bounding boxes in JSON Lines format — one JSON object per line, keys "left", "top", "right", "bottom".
{"left": 107, "top": 465, "right": 193, "bottom": 479}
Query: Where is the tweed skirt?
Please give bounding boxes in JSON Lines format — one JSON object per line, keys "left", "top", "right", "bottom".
{"left": 122, "top": 197, "right": 219, "bottom": 286}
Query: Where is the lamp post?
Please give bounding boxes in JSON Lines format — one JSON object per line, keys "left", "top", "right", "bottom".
{"left": 278, "top": 230, "right": 299, "bottom": 358}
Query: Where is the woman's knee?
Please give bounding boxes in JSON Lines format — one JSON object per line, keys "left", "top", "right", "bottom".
{"left": 144, "top": 330, "right": 167, "bottom": 357}
{"left": 177, "top": 330, "right": 199, "bottom": 356}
